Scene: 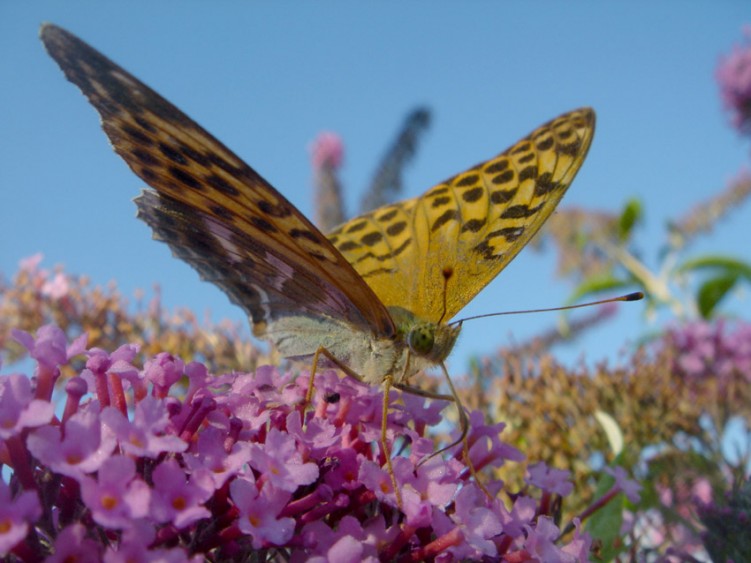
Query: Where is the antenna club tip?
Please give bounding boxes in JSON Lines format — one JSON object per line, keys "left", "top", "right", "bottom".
{"left": 624, "top": 291, "right": 645, "bottom": 302}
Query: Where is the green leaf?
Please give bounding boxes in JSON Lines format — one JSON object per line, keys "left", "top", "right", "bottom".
{"left": 586, "top": 470, "right": 625, "bottom": 561}
{"left": 617, "top": 198, "right": 642, "bottom": 241}
{"left": 697, "top": 274, "right": 739, "bottom": 319}
{"left": 568, "top": 275, "right": 632, "bottom": 305}
{"left": 677, "top": 255, "right": 751, "bottom": 280}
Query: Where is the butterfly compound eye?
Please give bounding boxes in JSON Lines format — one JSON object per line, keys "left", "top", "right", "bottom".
{"left": 408, "top": 326, "right": 435, "bottom": 356}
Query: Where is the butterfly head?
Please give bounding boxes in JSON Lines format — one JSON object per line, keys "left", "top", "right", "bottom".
{"left": 389, "top": 306, "right": 461, "bottom": 368}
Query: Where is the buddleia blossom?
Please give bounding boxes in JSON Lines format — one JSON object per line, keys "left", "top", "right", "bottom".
{"left": 662, "top": 320, "right": 751, "bottom": 386}
{"left": 310, "top": 132, "right": 345, "bottom": 232}
{"left": 717, "top": 25, "right": 751, "bottom": 135}
{"left": 0, "top": 324, "right": 600, "bottom": 560}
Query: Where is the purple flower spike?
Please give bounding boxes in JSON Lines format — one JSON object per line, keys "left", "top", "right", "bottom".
{"left": 4, "top": 323, "right": 595, "bottom": 559}
{"left": 309, "top": 132, "right": 344, "bottom": 170}
{"left": 717, "top": 27, "right": 751, "bottom": 134}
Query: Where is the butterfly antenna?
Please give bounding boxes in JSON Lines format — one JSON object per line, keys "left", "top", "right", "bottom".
{"left": 449, "top": 291, "right": 644, "bottom": 326}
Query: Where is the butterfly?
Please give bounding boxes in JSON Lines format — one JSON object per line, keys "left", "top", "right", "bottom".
{"left": 41, "top": 24, "right": 595, "bottom": 502}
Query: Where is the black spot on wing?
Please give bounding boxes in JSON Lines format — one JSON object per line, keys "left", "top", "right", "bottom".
{"left": 534, "top": 173, "right": 559, "bottom": 196}
{"left": 501, "top": 203, "right": 544, "bottom": 219}
{"left": 345, "top": 220, "right": 367, "bottom": 234}
{"left": 258, "top": 199, "right": 291, "bottom": 218}
{"left": 431, "top": 209, "right": 458, "bottom": 232}
{"left": 491, "top": 170, "right": 515, "bottom": 185}
{"left": 462, "top": 218, "right": 486, "bottom": 233}
{"left": 386, "top": 221, "right": 407, "bottom": 237}
{"left": 518, "top": 166, "right": 537, "bottom": 182}
{"left": 169, "top": 167, "right": 202, "bottom": 190}
{"left": 249, "top": 215, "right": 277, "bottom": 234}
{"left": 456, "top": 174, "right": 479, "bottom": 187}
{"left": 206, "top": 174, "right": 240, "bottom": 197}
{"left": 490, "top": 188, "right": 517, "bottom": 204}
{"left": 290, "top": 228, "right": 321, "bottom": 244}
{"left": 159, "top": 143, "right": 187, "bottom": 165}
{"left": 462, "top": 187, "right": 484, "bottom": 203}
{"left": 535, "top": 136, "right": 554, "bottom": 151}
{"left": 489, "top": 226, "right": 525, "bottom": 242}
{"left": 361, "top": 232, "right": 383, "bottom": 246}
{"left": 337, "top": 240, "right": 360, "bottom": 252}
{"left": 377, "top": 208, "right": 399, "bottom": 222}
{"left": 431, "top": 196, "right": 451, "bottom": 208}
{"left": 484, "top": 159, "right": 509, "bottom": 174}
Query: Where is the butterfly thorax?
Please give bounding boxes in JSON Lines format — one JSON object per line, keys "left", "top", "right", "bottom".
{"left": 260, "top": 307, "right": 460, "bottom": 387}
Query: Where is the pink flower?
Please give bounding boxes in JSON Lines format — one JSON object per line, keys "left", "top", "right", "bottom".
{"left": 230, "top": 478, "right": 295, "bottom": 549}
{"left": 527, "top": 461, "right": 574, "bottom": 497}
{"left": 717, "top": 27, "right": 751, "bottom": 134}
{"left": 12, "top": 324, "right": 85, "bottom": 369}
{"left": 101, "top": 397, "right": 187, "bottom": 458}
{"left": 560, "top": 519, "right": 593, "bottom": 562}
{"left": 79, "top": 456, "right": 151, "bottom": 529}
{"left": 102, "top": 520, "right": 204, "bottom": 563}
{"left": 41, "top": 272, "right": 70, "bottom": 299}
{"left": 309, "top": 132, "right": 344, "bottom": 170}
{"left": 248, "top": 427, "right": 319, "bottom": 492}
{"left": 0, "top": 375, "right": 54, "bottom": 439}
{"left": 0, "top": 479, "right": 41, "bottom": 557}
{"left": 149, "top": 459, "right": 213, "bottom": 528}
{"left": 27, "top": 409, "right": 116, "bottom": 480}
{"left": 143, "top": 352, "right": 185, "bottom": 391}
{"left": 46, "top": 524, "right": 100, "bottom": 563}
{"left": 18, "top": 253, "right": 44, "bottom": 273}
{"left": 604, "top": 466, "right": 642, "bottom": 504}
{"left": 183, "top": 427, "right": 252, "bottom": 489}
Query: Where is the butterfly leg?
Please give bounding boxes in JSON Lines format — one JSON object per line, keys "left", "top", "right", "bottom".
{"left": 397, "top": 365, "right": 493, "bottom": 500}
{"left": 435, "top": 361, "right": 493, "bottom": 500}
{"left": 305, "top": 346, "right": 367, "bottom": 405}
{"left": 305, "top": 346, "right": 404, "bottom": 508}
{"left": 392, "top": 376, "right": 464, "bottom": 461}
{"left": 380, "top": 374, "right": 403, "bottom": 509}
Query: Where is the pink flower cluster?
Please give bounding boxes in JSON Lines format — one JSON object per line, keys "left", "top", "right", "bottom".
{"left": 309, "top": 132, "right": 345, "bottom": 170}
{"left": 662, "top": 320, "right": 751, "bottom": 385}
{"left": 1, "top": 324, "right": 593, "bottom": 561}
{"left": 717, "top": 25, "right": 751, "bottom": 135}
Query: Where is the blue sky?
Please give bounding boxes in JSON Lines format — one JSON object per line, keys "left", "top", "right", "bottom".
{"left": 2, "top": 3, "right": 749, "bottom": 374}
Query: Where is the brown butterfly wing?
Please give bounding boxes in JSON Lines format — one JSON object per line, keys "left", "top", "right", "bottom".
{"left": 41, "top": 24, "right": 395, "bottom": 340}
